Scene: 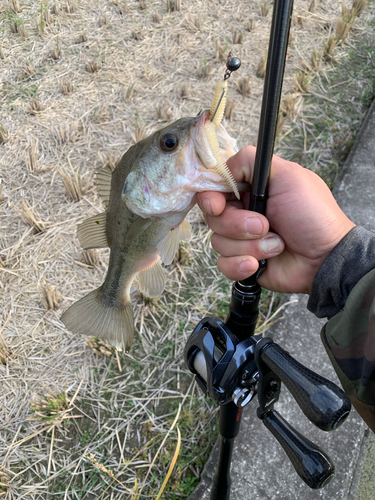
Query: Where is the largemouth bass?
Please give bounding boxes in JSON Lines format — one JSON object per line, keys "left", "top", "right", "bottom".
{"left": 61, "top": 87, "right": 246, "bottom": 351}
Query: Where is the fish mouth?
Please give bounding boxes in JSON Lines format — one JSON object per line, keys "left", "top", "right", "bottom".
{"left": 194, "top": 96, "right": 239, "bottom": 199}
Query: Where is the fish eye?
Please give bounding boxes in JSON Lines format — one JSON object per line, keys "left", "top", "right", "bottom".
{"left": 160, "top": 133, "right": 179, "bottom": 152}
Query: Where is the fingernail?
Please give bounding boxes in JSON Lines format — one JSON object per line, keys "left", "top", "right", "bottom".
{"left": 239, "top": 259, "right": 255, "bottom": 274}
{"left": 201, "top": 197, "right": 212, "bottom": 215}
{"left": 261, "top": 236, "right": 283, "bottom": 254}
{"left": 244, "top": 217, "right": 263, "bottom": 236}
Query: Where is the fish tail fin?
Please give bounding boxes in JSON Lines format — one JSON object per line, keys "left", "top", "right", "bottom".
{"left": 61, "top": 288, "right": 134, "bottom": 352}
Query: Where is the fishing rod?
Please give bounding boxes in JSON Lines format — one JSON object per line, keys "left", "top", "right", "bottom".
{"left": 184, "top": 0, "right": 351, "bottom": 498}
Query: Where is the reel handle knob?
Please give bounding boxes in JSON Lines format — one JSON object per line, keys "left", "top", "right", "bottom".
{"left": 261, "top": 409, "right": 335, "bottom": 489}
{"left": 257, "top": 339, "right": 351, "bottom": 431}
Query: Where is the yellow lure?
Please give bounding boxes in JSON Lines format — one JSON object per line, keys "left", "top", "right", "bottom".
{"left": 205, "top": 79, "right": 239, "bottom": 199}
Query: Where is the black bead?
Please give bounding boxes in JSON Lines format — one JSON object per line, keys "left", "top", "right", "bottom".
{"left": 226, "top": 57, "right": 241, "bottom": 72}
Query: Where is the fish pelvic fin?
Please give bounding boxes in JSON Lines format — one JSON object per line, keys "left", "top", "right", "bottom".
{"left": 157, "top": 218, "right": 192, "bottom": 265}
{"left": 77, "top": 212, "right": 108, "bottom": 249}
{"left": 61, "top": 288, "right": 134, "bottom": 352}
{"left": 138, "top": 258, "right": 165, "bottom": 298}
{"left": 95, "top": 168, "right": 112, "bottom": 207}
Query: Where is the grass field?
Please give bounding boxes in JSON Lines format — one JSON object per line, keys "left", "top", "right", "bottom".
{"left": 0, "top": 0, "right": 374, "bottom": 498}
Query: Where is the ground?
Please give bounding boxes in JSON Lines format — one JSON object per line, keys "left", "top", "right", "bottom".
{"left": 0, "top": 0, "right": 374, "bottom": 498}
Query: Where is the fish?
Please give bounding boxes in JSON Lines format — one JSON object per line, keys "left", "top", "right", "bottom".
{"left": 61, "top": 80, "right": 247, "bottom": 352}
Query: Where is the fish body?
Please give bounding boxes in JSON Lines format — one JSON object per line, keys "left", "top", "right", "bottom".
{"left": 61, "top": 110, "right": 243, "bottom": 351}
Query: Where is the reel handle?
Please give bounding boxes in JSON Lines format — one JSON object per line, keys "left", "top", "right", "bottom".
{"left": 261, "top": 409, "right": 335, "bottom": 489}
{"left": 256, "top": 339, "right": 351, "bottom": 431}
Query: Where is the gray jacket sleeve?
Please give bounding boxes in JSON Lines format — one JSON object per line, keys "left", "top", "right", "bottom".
{"left": 307, "top": 226, "right": 375, "bottom": 319}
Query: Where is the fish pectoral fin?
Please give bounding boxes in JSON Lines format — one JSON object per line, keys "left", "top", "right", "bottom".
{"left": 179, "top": 218, "right": 192, "bottom": 241}
{"left": 95, "top": 168, "right": 112, "bottom": 207}
{"left": 217, "top": 123, "right": 239, "bottom": 161}
{"left": 125, "top": 217, "right": 153, "bottom": 242}
{"left": 157, "top": 218, "right": 192, "bottom": 265}
{"left": 77, "top": 212, "right": 108, "bottom": 249}
{"left": 61, "top": 287, "right": 134, "bottom": 352}
{"left": 138, "top": 258, "right": 165, "bottom": 298}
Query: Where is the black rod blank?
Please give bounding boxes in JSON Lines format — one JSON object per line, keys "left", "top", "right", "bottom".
{"left": 249, "top": 0, "right": 294, "bottom": 216}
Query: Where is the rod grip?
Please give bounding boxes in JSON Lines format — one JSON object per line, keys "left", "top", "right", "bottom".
{"left": 262, "top": 410, "right": 335, "bottom": 489}
{"left": 259, "top": 340, "right": 351, "bottom": 431}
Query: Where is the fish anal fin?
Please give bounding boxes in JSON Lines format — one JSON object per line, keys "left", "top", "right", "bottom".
{"left": 138, "top": 258, "right": 165, "bottom": 298}
{"left": 157, "top": 219, "right": 191, "bottom": 265}
{"left": 95, "top": 169, "right": 112, "bottom": 207}
{"left": 77, "top": 212, "right": 108, "bottom": 249}
{"left": 61, "top": 288, "right": 134, "bottom": 352}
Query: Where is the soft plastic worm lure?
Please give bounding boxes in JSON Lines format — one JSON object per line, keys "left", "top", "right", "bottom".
{"left": 205, "top": 56, "right": 241, "bottom": 199}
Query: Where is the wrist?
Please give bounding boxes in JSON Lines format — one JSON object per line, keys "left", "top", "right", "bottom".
{"left": 308, "top": 226, "right": 375, "bottom": 318}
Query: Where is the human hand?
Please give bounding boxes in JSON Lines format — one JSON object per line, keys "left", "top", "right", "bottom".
{"left": 197, "top": 146, "right": 356, "bottom": 294}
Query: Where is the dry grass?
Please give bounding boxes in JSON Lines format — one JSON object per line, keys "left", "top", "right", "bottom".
{"left": 29, "top": 388, "right": 69, "bottom": 422}
{"left": 156, "top": 103, "right": 174, "bottom": 121}
{"left": 180, "top": 82, "right": 190, "bottom": 98}
{"left": 98, "top": 13, "right": 109, "bottom": 26}
{"left": 0, "top": 0, "right": 373, "bottom": 497}
{"left": 245, "top": 17, "right": 256, "bottom": 31}
{"left": 59, "top": 163, "right": 91, "bottom": 202}
{"left": 233, "top": 30, "right": 243, "bottom": 44}
{"left": 131, "top": 120, "right": 147, "bottom": 143}
{"left": 29, "top": 98, "right": 43, "bottom": 115}
{"left": 0, "top": 334, "right": 10, "bottom": 365}
{"left": 81, "top": 248, "right": 100, "bottom": 267}
{"left": 309, "top": 0, "right": 318, "bottom": 13}
{"left": 76, "top": 32, "right": 88, "bottom": 43}
{"left": 0, "top": 124, "right": 8, "bottom": 144}
{"left": 281, "top": 93, "right": 303, "bottom": 121}
{"left": 167, "top": 0, "right": 181, "bottom": 12}
{"left": 20, "top": 201, "right": 45, "bottom": 234}
{"left": 224, "top": 97, "right": 236, "bottom": 120}
{"left": 323, "top": 33, "right": 338, "bottom": 61}
{"left": 256, "top": 52, "right": 267, "bottom": 78}
{"left": 10, "top": 0, "right": 21, "bottom": 13}
{"left": 259, "top": 1, "right": 270, "bottom": 17}
{"left": 310, "top": 47, "right": 322, "bottom": 71}
{"left": 51, "top": 3, "right": 60, "bottom": 15}
{"left": 336, "top": 18, "right": 353, "bottom": 44}
{"left": 197, "top": 62, "right": 212, "bottom": 79}
{"left": 237, "top": 76, "right": 251, "bottom": 96}
{"left": 40, "top": 281, "right": 62, "bottom": 311}
{"left": 85, "top": 336, "right": 115, "bottom": 356}
{"left": 60, "top": 78, "right": 73, "bottom": 94}
{"left": 25, "top": 141, "right": 38, "bottom": 172}
{"left": 65, "top": 0, "right": 75, "bottom": 14}
{"left": 293, "top": 70, "right": 310, "bottom": 93}
{"left": 215, "top": 39, "right": 226, "bottom": 61}
{"left": 353, "top": 0, "right": 367, "bottom": 16}
{"left": 85, "top": 60, "right": 101, "bottom": 73}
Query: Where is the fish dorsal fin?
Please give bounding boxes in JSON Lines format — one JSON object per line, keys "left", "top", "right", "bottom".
{"left": 138, "top": 258, "right": 165, "bottom": 298}
{"left": 77, "top": 212, "right": 108, "bottom": 249}
{"left": 95, "top": 168, "right": 112, "bottom": 207}
{"left": 157, "top": 219, "right": 191, "bottom": 265}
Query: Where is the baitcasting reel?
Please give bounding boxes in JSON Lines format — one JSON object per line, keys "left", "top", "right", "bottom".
{"left": 184, "top": 316, "right": 351, "bottom": 489}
